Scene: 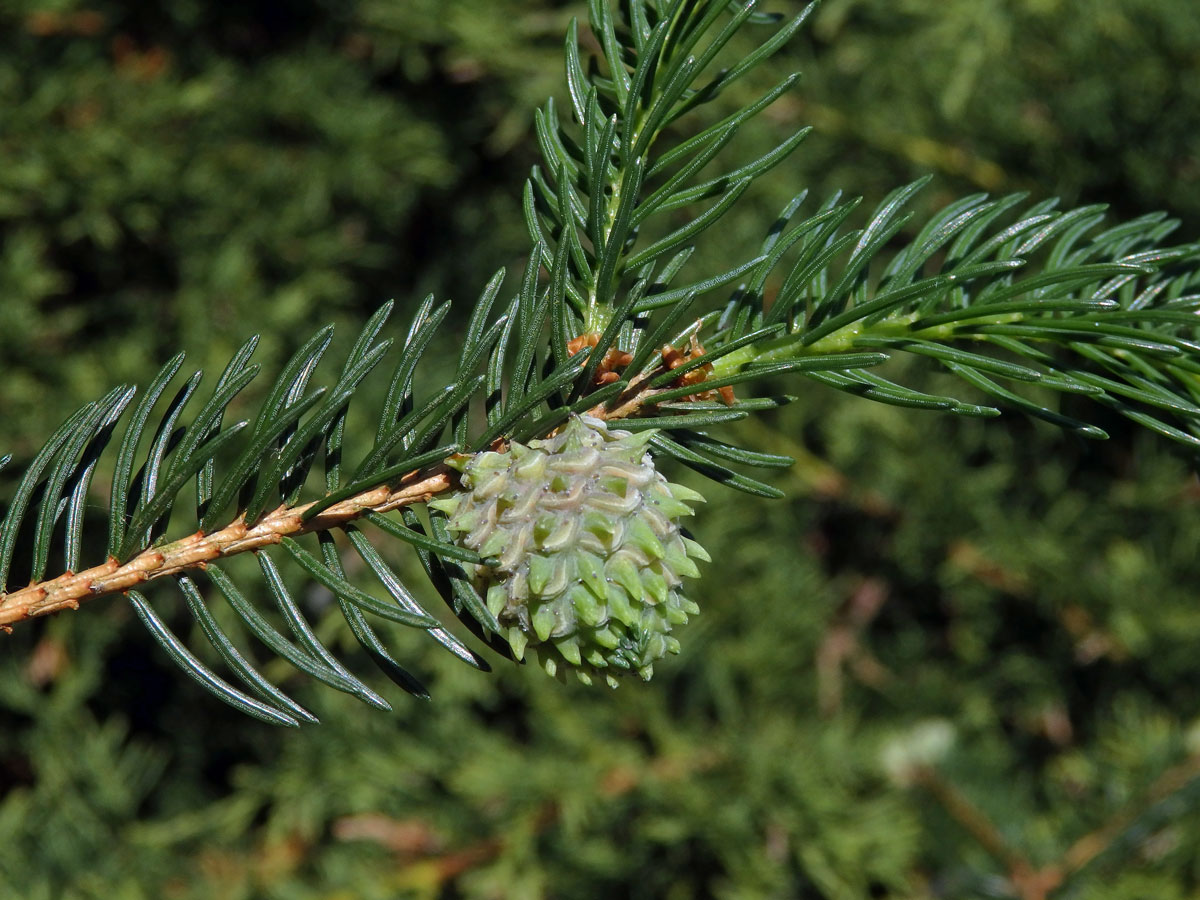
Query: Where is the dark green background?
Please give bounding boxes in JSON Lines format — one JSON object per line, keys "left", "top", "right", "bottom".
{"left": 1, "top": 1, "right": 1199, "bottom": 897}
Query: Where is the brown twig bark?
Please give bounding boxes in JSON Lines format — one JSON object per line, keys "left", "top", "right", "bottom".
{"left": 0, "top": 467, "right": 453, "bottom": 630}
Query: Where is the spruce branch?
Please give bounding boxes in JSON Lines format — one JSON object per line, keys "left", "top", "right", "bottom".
{"left": 1, "top": 0, "right": 1199, "bottom": 721}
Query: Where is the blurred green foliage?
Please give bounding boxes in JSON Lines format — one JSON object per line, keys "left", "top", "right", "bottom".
{"left": 1, "top": 0, "right": 1199, "bottom": 897}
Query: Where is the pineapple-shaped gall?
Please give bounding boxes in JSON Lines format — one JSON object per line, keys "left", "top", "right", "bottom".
{"left": 430, "top": 415, "right": 708, "bottom": 686}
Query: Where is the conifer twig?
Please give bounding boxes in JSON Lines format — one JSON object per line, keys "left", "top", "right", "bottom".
{"left": 0, "top": 468, "right": 452, "bottom": 629}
